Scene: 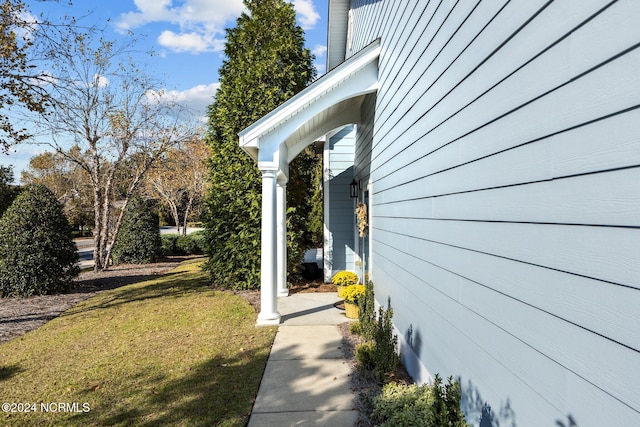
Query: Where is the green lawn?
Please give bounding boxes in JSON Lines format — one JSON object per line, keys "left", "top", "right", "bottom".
{"left": 0, "top": 258, "right": 277, "bottom": 426}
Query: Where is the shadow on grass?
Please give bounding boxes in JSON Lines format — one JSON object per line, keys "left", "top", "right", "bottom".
{"left": 69, "top": 256, "right": 197, "bottom": 295}
{"left": 62, "top": 264, "right": 211, "bottom": 318}
{"left": 70, "top": 351, "right": 269, "bottom": 427}
{"left": 0, "top": 364, "right": 23, "bottom": 381}
{"left": 69, "top": 273, "right": 174, "bottom": 294}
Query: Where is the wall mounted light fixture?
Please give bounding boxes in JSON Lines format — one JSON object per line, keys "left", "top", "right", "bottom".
{"left": 350, "top": 179, "right": 359, "bottom": 198}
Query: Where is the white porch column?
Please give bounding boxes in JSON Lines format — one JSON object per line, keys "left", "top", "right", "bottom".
{"left": 276, "top": 178, "right": 289, "bottom": 297}
{"left": 257, "top": 168, "right": 281, "bottom": 325}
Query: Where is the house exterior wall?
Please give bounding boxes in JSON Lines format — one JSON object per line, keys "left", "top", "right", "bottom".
{"left": 343, "top": 0, "right": 640, "bottom": 425}
{"left": 324, "top": 126, "right": 357, "bottom": 281}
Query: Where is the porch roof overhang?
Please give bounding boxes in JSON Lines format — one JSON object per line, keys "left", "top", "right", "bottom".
{"left": 238, "top": 39, "right": 380, "bottom": 171}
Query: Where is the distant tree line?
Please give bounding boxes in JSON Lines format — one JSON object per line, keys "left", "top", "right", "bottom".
{"left": 1, "top": 0, "right": 325, "bottom": 291}
{"left": 0, "top": 0, "right": 199, "bottom": 272}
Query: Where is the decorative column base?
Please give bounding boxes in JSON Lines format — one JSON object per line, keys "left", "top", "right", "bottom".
{"left": 257, "top": 311, "right": 281, "bottom": 326}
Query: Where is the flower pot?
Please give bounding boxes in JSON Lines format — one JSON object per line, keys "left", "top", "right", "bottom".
{"left": 337, "top": 285, "right": 347, "bottom": 298}
{"left": 345, "top": 302, "right": 359, "bottom": 319}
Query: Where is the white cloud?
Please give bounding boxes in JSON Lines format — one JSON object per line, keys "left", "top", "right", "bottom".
{"left": 29, "top": 71, "right": 57, "bottom": 88}
{"left": 158, "top": 30, "right": 215, "bottom": 54}
{"left": 292, "top": 0, "right": 320, "bottom": 29}
{"left": 149, "top": 83, "right": 220, "bottom": 116}
{"left": 115, "top": 0, "right": 245, "bottom": 53}
{"left": 115, "top": 0, "right": 174, "bottom": 31}
{"left": 116, "top": 0, "right": 322, "bottom": 54}
{"left": 314, "top": 62, "right": 326, "bottom": 77}
{"left": 14, "top": 11, "right": 39, "bottom": 42}
{"left": 94, "top": 74, "right": 109, "bottom": 88}
{"left": 312, "top": 44, "right": 327, "bottom": 57}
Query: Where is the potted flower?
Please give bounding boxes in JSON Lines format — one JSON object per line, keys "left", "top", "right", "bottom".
{"left": 342, "top": 284, "right": 365, "bottom": 319}
{"left": 332, "top": 271, "right": 359, "bottom": 298}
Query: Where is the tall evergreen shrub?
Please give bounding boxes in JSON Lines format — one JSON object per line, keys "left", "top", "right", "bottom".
{"left": 0, "top": 184, "right": 79, "bottom": 296}
{"left": 202, "top": 0, "right": 316, "bottom": 289}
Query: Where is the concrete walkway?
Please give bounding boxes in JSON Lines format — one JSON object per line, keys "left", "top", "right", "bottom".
{"left": 248, "top": 292, "right": 358, "bottom": 426}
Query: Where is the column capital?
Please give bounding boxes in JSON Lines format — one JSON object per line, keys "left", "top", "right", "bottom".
{"left": 258, "top": 162, "right": 279, "bottom": 173}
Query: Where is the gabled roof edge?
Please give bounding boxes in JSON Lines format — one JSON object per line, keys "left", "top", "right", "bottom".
{"left": 238, "top": 38, "right": 381, "bottom": 153}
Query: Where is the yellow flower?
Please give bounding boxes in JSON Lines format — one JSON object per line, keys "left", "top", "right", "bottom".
{"left": 331, "top": 271, "right": 359, "bottom": 286}
{"left": 343, "top": 284, "right": 366, "bottom": 304}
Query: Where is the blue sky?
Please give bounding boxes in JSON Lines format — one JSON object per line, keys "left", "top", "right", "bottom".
{"left": 6, "top": 0, "right": 329, "bottom": 181}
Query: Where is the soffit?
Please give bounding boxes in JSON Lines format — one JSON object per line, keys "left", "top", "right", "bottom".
{"left": 238, "top": 39, "right": 380, "bottom": 164}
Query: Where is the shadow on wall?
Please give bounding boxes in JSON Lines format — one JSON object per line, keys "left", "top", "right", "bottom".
{"left": 403, "top": 325, "right": 518, "bottom": 427}
{"left": 461, "top": 380, "right": 517, "bottom": 427}
{"left": 405, "top": 324, "right": 422, "bottom": 359}
{"left": 556, "top": 415, "right": 579, "bottom": 427}
{"left": 462, "top": 380, "right": 580, "bottom": 427}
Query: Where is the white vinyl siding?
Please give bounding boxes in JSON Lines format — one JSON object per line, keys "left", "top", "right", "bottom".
{"left": 344, "top": 0, "right": 640, "bottom": 425}
{"left": 325, "top": 126, "right": 357, "bottom": 278}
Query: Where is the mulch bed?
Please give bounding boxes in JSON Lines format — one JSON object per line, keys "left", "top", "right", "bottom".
{"left": 227, "top": 273, "right": 338, "bottom": 314}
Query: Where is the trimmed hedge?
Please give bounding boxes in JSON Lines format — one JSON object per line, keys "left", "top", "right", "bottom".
{"left": 111, "top": 197, "right": 161, "bottom": 265}
{"left": 0, "top": 184, "right": 79, "bottom": 297}
{"left": 161, "top": 232, "right": 204, "bottom": 256}
{"left": 161, "top": 234, "right": 179, "bottom": 255}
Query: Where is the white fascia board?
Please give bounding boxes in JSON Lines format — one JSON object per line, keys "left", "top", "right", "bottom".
{"left": 238, "top": 39, "right": 380, "bottom": 160}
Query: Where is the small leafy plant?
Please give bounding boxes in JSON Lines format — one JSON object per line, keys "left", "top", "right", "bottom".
{"left": 358, "top": 279, "right": 376, "bottom": 342}
{"left": 353, "top": 280, "right": 400, "bottom": 383}
{"left": 355, "top": 341, "right": 376, "bottom": 371}
{"left": 355, "top": 202, "right": 368, "bottom": 237}
{"left": 371, "top": 375, "right": 470, "bottom": 427}
{"left": 373, "top": 299, "right": 399, "bottom": 383}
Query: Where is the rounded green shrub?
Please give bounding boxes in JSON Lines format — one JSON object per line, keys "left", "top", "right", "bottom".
{"left": 160, "top": 233, "right": 204, "bottom": 256}
{"left": 111, "top": 197, "right": 161, "bottom": 264}
{"left": 0, "top": 184, "right": 79, "bottom": 297}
